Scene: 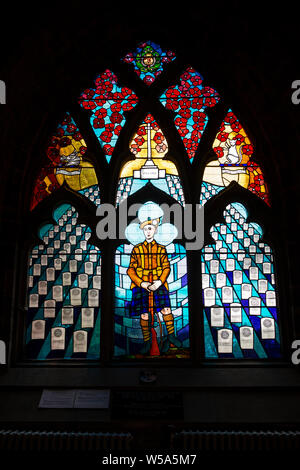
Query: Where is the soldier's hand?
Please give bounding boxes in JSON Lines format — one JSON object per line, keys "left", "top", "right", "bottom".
{"left": 148, "top": 280, "right": 162, "bottom": 291}
{"left": 141, "top": 281, "right": 152, "bottom": 291}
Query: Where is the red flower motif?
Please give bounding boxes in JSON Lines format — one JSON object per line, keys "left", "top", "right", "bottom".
{"left": 144, "top": 115, "right": 154, "bottom": 123}
{"left": 121, "top": 87, "right": 132, "bottom": 98}
{"left": 123, "top": 53, "right": 134, "bottom": 63}
{"left": 137, "top": 126, "right": 147, "bottom": 136}
{"left": 192, "top": 121, "right": 205, "bottom": 131}
{"left": 193, "top": 111, "right": 206, "bottom": 122}
{"left": 165, "top": 99, "right": 179, "bottom": 110}
{"left": 178, "top": 82, "right": 191, "bottom": 94}
{"left": 231, "top": 120, "right": 242, "bottom": 132}
{"left": 166, "top": 88, "right": 180, "bottom": 99}
{"left": 95, "top": 108, "right": 107, "bottom": 118}
{"left": 103, "top": 144, "right": 114, "bottom": 155}
{"left": 201, "top": 86, "right": 215, "bottom": 97}
{"left": 179, "top": 98, "right": 190, "bottom": 109}
{"left": 122, "top": 101, "right": 135, "bottom": 112}
{"left": 130, "top": 143, "right": 141, "bottom": 154}
{"left": 62, "top": 114, "right": 71, "bottom": 125}
{"left": 153, "top": 132, "right": 164, "bottom": 143}
{"left": 82, "top": 100, "right": 96, "bottom": 110}
{"left": 178, "top": 127, "right": 189, "bottom": 137}
{"left": 67, "top": 124, "right": 77, "bottom": 134}
{"left": 218, "top": 132, "right": 229, "bottom": 143}
{"left": 144, "top": 75, "right": 155, "bottom": 85}
{"left": 191, "top": 130, "right": 202, "bottom": 141}
{"left": 94, "top": 98, "right": 106, "bottom": 107}
{"left": 226, "top": 112, "right": 236, "bottom": 124}
{"left": 56, "top": 128, "right": 64, "bottom": 137}
{"left": 100, "top": 130, "right": 113, "bottom": 143}
{"left": 93, "top": 117, "right": 105, "bottom": 129}
{"left": 179, "top": 108, "right": 191, "bottom": 119}
{"left": 111, "top": 112, "right": 123, "bottom": 124}
{"left": 79, "top": 146, "right": 87, "bottom": 155}
{"left": 204, "top": 96, "right": 217, "bottom": 107}
{"left": 191, "top": 97, "right": 204, "bottom": 109}
{"left": 175, "top": 116, "right": 188, "bottom": 128}
{"left": 60, "top": 137, "right": 72, "bottom": 147}
{"left": 155, "top": 143, "right": 167, "bottom": 153}
{"left": 134, "top": 136, "right": 145, "bottom": 146}
{"left": 241, "top": 144, "right": 254, "bottom": 155}
{"left": 82, "top": 89, "right": 95, "bottom": 100}
{"left": 234, "top": 133, "right": 245, "bottom": 145}
{"left": 181, "top": 69, "right": 192, "bottom": 81}
{"left": 189, "top": 87, "right": 201, "bottom": 97}
{"left": 50, "top": 136, "right": 60, "bottom": 146}
{"left": 73, "top": 132, "right": 83, "bottom": 141}
{"left": 214, "top": 146, "right": 224, "bottom": 158}
{"left": 114, "top": 125, "right": 122, "bottom": 136}
{"left": 190, "top": 76, "right": 203, "bottom": 87}
{"left": 111, "top": 102, "right": 122, "bottom": 113}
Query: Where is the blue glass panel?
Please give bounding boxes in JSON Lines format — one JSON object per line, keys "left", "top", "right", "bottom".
{"left": 26, "top": 204, "right": 101, "bottom": 360}
{"left": 202, "top": 202, "right": 281, "bottom": 359}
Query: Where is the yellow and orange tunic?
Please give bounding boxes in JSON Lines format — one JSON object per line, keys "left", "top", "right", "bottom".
{"left": 127, "top": 240, "right": 170, "bottom": 289}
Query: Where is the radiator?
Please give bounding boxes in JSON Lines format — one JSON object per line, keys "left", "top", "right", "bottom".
{"left": 171, "top": 430, "right": 300, "bottom": 451}
{"left": 0, "top": 430, "right": 133, "bottom": 452}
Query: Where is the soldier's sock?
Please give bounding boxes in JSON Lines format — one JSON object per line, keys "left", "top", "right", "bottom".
{"left": 163, "top": 313, "right": 175, "bottom": 335}
{"left": 140, "top": 318, "right": 150, "bottom": 342}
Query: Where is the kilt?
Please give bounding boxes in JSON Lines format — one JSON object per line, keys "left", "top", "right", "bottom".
{"left": 130, "top": 285, "right": 171, "bottom": 316}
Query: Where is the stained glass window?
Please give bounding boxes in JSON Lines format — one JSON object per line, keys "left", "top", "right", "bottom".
{"left": 26, "top": 204, "right": 101, "bottom": 359}
{"left": 25, "top": 40, "right": 283, "bottom": 363}
{"left": 116, "top": 114, "right": 185, "bottom": 206}
{"left": 114, "top": 202, "right": 189, "bottom": 359}
{"left": 160, "top": 67, "right": 220, "bottom": 162}
{"left": 122, "top": 41, "right": 176, "bottom": 86}
{"left": 78, "top": 70, "right": 138, "bottom": 162}
{"left": 201, "top": 109, "right": 269, "bottom": 205}
{"left": 202, "top": 202, "right": 281, "bottom": 358}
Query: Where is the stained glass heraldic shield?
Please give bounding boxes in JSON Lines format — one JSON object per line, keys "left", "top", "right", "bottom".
{"left": 25, "top": 40, "right": 281, "bottom": 360}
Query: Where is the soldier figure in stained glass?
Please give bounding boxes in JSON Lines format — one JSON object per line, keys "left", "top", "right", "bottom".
{"left": 127, "top": 203, "right": 181, "bottom": 355}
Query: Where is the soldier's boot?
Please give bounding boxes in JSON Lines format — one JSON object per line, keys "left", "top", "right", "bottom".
{"left": 161, "top": 313, "right": 182, "bottom": 352}
{"left": 139, "top": 318, "right": 151, "bottom": 355}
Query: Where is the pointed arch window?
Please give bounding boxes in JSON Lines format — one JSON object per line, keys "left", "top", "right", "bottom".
{"left": 23, "top": 40, "right": 283, "bottom": 363}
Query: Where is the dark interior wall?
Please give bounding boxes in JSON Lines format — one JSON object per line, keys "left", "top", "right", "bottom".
{"left": 0, "top": 1, "right": 300, "bottom": 433}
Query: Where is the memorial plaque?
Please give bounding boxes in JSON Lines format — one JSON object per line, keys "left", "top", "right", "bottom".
{"left": 29, "top": 293, "right": 39, "bottom": 308}
{"left": 249, "top": 296, "right": 261, "bottom": 315}
{"left": 222, "top": 286, "right": 233, "bottom": 303}
{"left": 217, "top": 329, "right": 233, "bottom": 353}
{"left": 211, "top": 306, "right": 224, "bottom": 327}
{"left": 62, "top": 307, "right": 74, "bottom": 324}
{"left": 79, "top": 273, "right": 88, "bottom": 288}
{"left": 216, "top": 273, "right": 226, "bottom": 288}
{"left": 88, "top": 289, "right": 99, "bottom": 307}
{"left": 82, "top": 307, "right": 94, "bottom": 328}
{"left": 73, "top": 330, "right": 88, "bottom": 353}
{"left": 51, "top": 327, "right": 65, "bottom": 350}
{"left": 240, "top": 326, "right": 254, "bottom": 349}
{"left": 44, "top": 299, "right": 56, "bottom": 318}
{"left": 46, "top": 267, "right": 55, "bottom": 281}
{"left": 70, "top": 287, "right": 82, "bottom": 306}
{"left": 226, "top": 258, "right": 235, "bottom": 271}
{"left": 32, "top": 320, "right": 45, "bottom": 339}
{"left": 204, "top": 287, "right": 215, "bottom": 307}
{"left": 261, "top": 318, "right": 275, "bottom": 339}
